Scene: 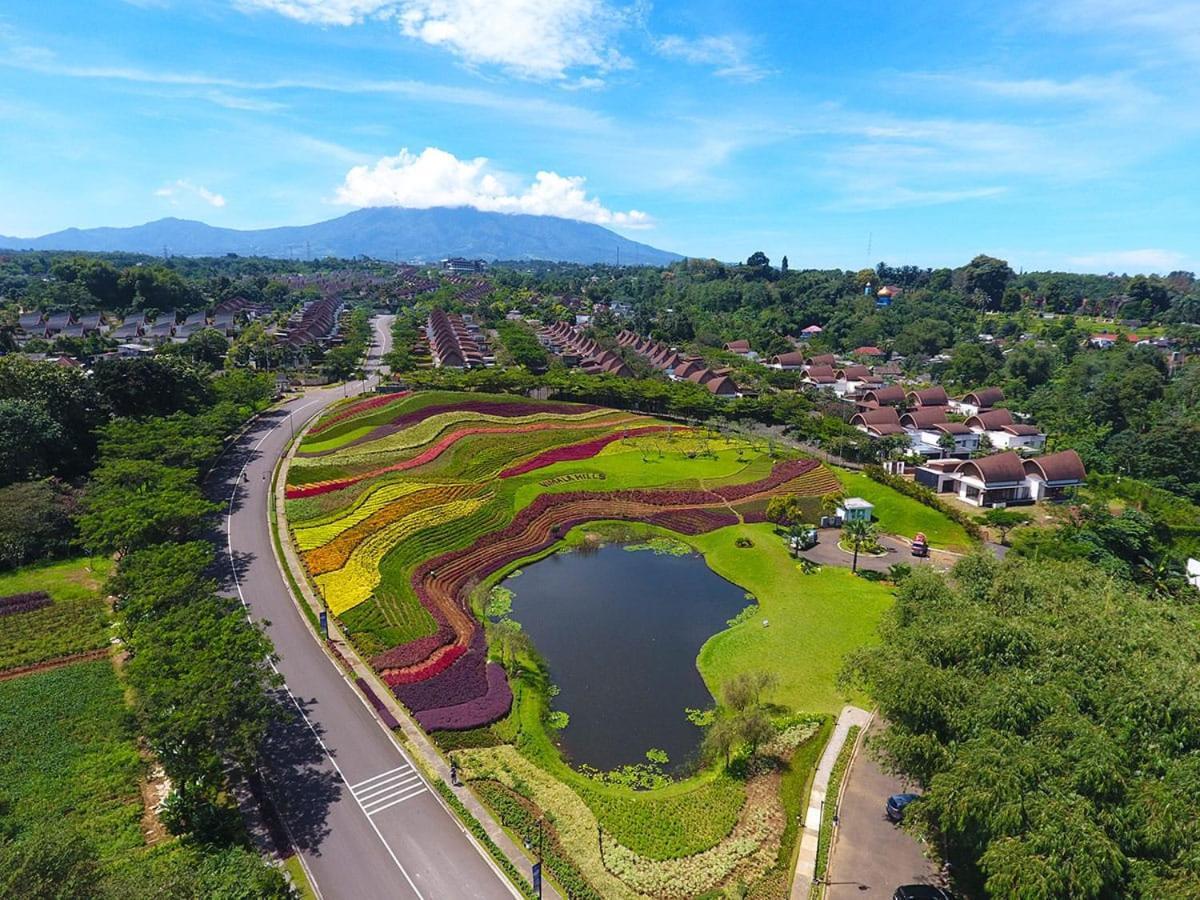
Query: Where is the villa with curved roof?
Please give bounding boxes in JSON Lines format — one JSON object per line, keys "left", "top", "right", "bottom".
{"left": 769, "top": 351, "right": 806, "bottom": 370}
{"left": 952, "top": 386, "right": 1005, "bottom": 416}
{"left": 906, "top": 386, "right": 949, "bottom": 408}
{"left": 858, "top": 385, "right": 906, "bottom": 407}
{"left": 851, "top": 407, "right": 902, "bottom": 427}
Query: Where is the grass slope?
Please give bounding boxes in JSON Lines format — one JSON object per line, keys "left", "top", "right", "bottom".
{"left": 835, "top": 470, "right": 971, "bottom": 551}
{"left": 695, "top": 523, "right": 893, "bottom": 714}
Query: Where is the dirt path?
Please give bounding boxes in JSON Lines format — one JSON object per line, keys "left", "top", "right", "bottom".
{"left": 0, "top": 647, "right": 109, "bottom": 681}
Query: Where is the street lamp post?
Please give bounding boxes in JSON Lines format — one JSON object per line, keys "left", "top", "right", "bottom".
{"left": 524, "top": 817, "right": 545, "bottom": 899}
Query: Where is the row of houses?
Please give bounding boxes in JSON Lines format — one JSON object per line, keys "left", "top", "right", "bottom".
{"left": 851, "top": 385, "right": 1047, "bottom": 457}
{"left": 17, "top": 301, "right": 262, "bottom": 345}
{"left": 278, "top": 295, "right": 342, "bottom": 349}
{"left": 616, "top": 330, "right": 740, "bottom": 397}
{"left": 539, "top": 322, "right": 633, "bottom": 377}
{"left": 427, "top": 309, "right": 490, "bottom": 368}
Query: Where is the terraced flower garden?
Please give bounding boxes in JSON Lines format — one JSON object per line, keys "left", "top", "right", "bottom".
{"left": 284, "top": 390, "right": 874, "bottom": 898}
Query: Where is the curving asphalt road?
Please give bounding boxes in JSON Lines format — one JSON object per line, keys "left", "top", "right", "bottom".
{"left": 215, "top": 315, "right": 514, "bottom": 900}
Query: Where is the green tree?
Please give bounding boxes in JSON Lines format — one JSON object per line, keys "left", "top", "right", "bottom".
{"left": 0, "top": 479, "right": 78, "bottom": 569}
{"left": 78, "top": 460, "right": 217, "bottom": 556}
{"left": 980, "top": 507, "right": 1030, "bottom": 545}
{"left": 125, "top": 595, "right": 282, "bottom": 794}
{"left": 182, "top": 328, "right": 230, "bottom": 368}
{"left": 842, "top": 518, "right": 878, "bottom": 574}
{"left": 0, "top": 399, "right": 65, "bottom": 486}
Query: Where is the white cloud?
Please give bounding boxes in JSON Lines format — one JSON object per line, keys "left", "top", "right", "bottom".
{"left": 233, "top": 0, "right": 396, "bottom": 26}
{"left": 1066, "top": 248, "right": 1188, "bottom": 272}
{"left": 155, "top": 179, "right": 227, "bottom": 207}
{"left": 655, "top": 34, "right": 773, "bottom": 83}
{"left": 237, "top": 0, "right": 631, "bottom": 80}
{"left": 335, "top": 146, "right": 650, "bottom": 227}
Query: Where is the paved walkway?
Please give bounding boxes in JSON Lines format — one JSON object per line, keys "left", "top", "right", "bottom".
{"left": 791, "top": 705, "right": 873, "bottom": 898}
{"left": 824, "top": 720, "right": 943, "bottom": 899}
{"left": 273, "top": 408, "right": 561, "bottom": 900}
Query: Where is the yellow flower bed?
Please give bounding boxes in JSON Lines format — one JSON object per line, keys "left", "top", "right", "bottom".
{"left": 317, "top": 495, "right": 491, "bottom": 614}
{"left": 291, "top": 480, "right": 433, "bottom": 551}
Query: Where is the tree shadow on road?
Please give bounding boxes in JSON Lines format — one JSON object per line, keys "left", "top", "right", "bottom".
{"left": 259, "top": 692, "right": 342, "bottom": 854}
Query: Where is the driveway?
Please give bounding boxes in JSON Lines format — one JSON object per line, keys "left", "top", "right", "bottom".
{"left": 825, "top": 721, "right": 943, "bottom": 899}
{"left": 796, "top": 529, "right": 952, "bottom": 573}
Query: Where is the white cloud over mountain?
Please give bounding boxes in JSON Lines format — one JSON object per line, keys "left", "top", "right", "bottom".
{"left": 154, "top": 179, "right": 227, "bottom": 207}
{"left": 335, "top": 146, "right": 650, "bottom": 227}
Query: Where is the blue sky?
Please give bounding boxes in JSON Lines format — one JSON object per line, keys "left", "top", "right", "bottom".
{"left": 1, "top": 0, "right": 1198, "bottom": 272}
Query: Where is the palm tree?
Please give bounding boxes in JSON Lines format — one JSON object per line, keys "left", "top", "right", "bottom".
{"left": 843, "top": 518, "right": 878, "bottom": 574}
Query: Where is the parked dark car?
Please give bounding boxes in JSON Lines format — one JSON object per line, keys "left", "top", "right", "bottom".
{"left": 886, "top": 792, "right": 919, "bottom": 822}
{"left": 893, "top": 886, "right": 954, "bottom": 900}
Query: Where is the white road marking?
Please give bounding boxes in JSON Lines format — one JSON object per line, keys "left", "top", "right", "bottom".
{"left": 224, "top": 390, "right": 427, "bottom": 900}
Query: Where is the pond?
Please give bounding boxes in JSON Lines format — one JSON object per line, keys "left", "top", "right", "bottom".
{"left": 504, "top": 541, "right": 750, "bottom": 774}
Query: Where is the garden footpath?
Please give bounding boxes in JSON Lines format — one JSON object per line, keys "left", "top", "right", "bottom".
{"left": 273, "top": 417, "right": 559, "bottom": 900}
{"left": 791, "top": 705, "right": 872, "bottom": 898}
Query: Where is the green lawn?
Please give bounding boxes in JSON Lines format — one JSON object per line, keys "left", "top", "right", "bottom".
{"left": 0, "top": 555, "right": 111, "bottom": 601}
{"left": 834, "top": 470, "right": 972, "bottom": 551}
{"left": 0, "top": 556, "right": 113, "bottom": 672}
{"left": 694, "top": 523, "right": 893, "bottom": 714}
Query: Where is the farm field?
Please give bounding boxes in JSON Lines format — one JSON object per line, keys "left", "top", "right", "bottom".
{"left": 0, "top": 660, "right": 145, "bottom": 857}
{"left": 284, "top": 389, "right": 902, "bottom": 898}
{"left": 0, "top": 555, "right": 112, "bottom": 673}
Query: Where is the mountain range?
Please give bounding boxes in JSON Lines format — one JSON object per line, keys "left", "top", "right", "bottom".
{"left": 0, "top": 207, "right": 683, "bottom": 266}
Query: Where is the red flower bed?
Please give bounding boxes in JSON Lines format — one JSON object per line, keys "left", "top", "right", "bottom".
{"left": 371, "top": 623, "right": 455, "bottom": 670}
{"left": 0, "top": 591, "right": 52, "bottom": 617}
{"left": 498, "top": 425, "right": 671, "bottom": 478}
{"left": 309, "top": 392, "right": 409, "bottom": 436}
{"left": 391, "top": 632, "right": 490, "bottom": 710}
{"left": 415, "top": 663, "right": 513, "bottom": 731}
{"left": 382, "top": 642, "right": 466, "bottom": 686}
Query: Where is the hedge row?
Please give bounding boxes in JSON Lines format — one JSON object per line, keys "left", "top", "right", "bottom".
{"left": 862, "top": 465, "right": 983, "bottom": 540}
{"left": 431, "top": 778, "right": 537, "bottom": 899}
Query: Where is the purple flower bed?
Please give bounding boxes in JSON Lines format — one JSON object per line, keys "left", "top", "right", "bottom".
{"left": 343, "top": 399, "right": 599, "bottom": 449}
{"left": 499, "top": 425, "right": 668, "bottom": 478}
{"left": 416, "top": 663, "right": 513, "bottom": 731}
{"left": 392, "top": 647, "right": 491, "bottom": 712}
{"left": 355, "top": 677, "right": 401, "bottom": 729}
{"left": 0, "top": 591, "right": 52, "bottom": 617}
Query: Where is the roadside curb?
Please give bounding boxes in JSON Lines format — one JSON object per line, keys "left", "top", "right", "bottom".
{"left": 791, "top": 705, "right": 873, "bottom": 898}
{"left": 269, "top": 396, "right": 553, "bottom": 900}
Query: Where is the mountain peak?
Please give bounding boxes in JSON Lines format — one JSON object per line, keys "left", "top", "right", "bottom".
{"left": 0, "top": 207, "right": 682, "bottom": 265}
